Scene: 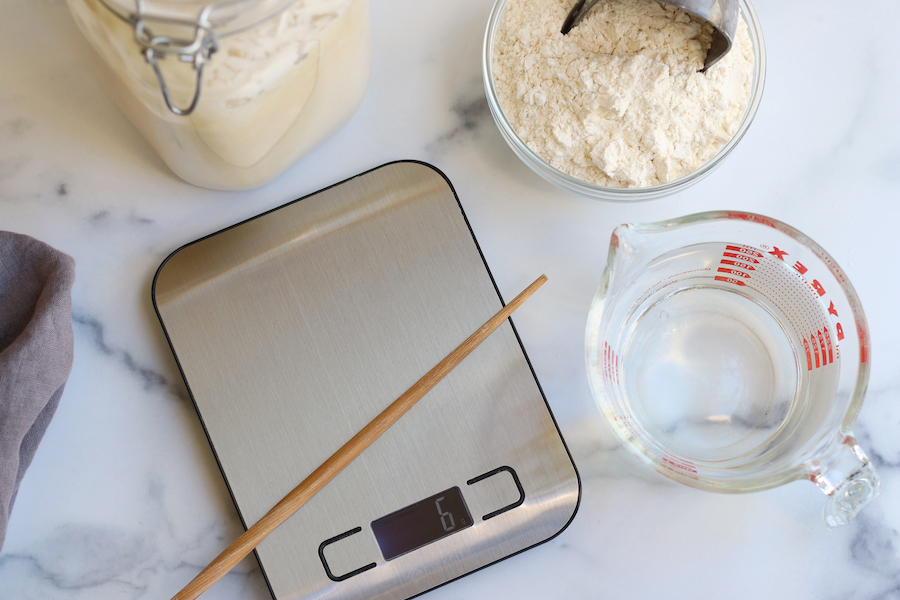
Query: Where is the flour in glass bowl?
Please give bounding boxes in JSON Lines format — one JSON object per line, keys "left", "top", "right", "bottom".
{"left": 492, "top": 0, "right": 755, "bottom": 188}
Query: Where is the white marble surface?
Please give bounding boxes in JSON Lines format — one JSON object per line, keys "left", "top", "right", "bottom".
{"left": 2, "top": 0, "right": 900, "bottom": 598}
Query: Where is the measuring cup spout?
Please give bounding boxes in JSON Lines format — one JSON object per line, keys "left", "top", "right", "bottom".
{"left": 607, "top": 223, "right": 652, "bottom": 268}
{"left": 603, "top": 222, "right": 685, "bottom": 293}
{"left": 809, "top": 435, "right": 880, "bottom": 528}
{"left": 596, "top": 225, "right": 639, "bottom": 302}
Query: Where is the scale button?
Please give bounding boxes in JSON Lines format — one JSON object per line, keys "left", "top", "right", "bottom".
{"left": 466, "top": 466, "right": 525, "bottom": 521}
{"left": 317, "top": 527, "right": 376, "bottom": 582}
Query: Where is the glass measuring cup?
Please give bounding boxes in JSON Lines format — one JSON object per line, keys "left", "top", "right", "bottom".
{"left": 585, "top": 211, "right": 879, "bottom": 527}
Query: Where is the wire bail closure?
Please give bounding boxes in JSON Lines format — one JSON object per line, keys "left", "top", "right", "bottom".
{"left": 131, "top": 1, "right": 218, "bottom": 116}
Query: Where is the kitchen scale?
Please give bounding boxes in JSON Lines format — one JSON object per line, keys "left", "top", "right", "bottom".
{"left": 153, "top": 161, "right": 580, "bottom": 600}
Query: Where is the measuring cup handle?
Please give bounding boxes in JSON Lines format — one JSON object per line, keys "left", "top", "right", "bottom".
{"left": 809, "top": 435, "right": 880, "bottom": 528}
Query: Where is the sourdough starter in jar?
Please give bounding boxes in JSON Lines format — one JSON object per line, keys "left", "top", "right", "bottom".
{"left": 66, "top": 0, "right": 371, "bottom": 190}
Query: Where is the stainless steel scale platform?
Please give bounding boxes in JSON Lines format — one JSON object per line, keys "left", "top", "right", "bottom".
{"left": 153, "top": 161, "right": 580, "bottom": 600}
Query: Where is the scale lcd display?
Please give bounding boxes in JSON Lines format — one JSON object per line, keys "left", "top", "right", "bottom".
{"left": 371, "top": 487, "right": 472, "bottom": 561}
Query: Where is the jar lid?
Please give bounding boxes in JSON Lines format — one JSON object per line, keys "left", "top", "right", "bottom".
{"left": 98, "top": 0, "right": 296, "bottom": 37}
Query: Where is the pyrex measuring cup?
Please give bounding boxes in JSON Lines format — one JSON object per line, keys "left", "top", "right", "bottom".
{"left": 586, "top": 211, "right": 879, "bottom": 527}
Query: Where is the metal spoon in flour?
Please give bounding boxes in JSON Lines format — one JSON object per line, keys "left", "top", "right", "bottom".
{"left": 561, "top": 0, "right": 739, "bottom": 71}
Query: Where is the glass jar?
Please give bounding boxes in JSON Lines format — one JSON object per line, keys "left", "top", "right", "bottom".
{"left": 66, "top": 0, "right": 371, "bottom": 190}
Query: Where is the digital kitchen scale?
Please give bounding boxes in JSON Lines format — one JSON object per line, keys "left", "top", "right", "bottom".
{"left": 152, "top": 161, "right": 580, "bottom": 600}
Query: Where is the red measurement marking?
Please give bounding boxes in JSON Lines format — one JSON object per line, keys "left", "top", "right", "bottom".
{"left": 725, "top": 245, "right": 764, "bottom": 258}
{"left": 609, "top": 346, "right": 618, "bottom": 382}
{"left": 817, "top": 330, "right": 828, "bottom": 365}
{"left": 603, "top": 342, "right": 611, "bottom": 386}
{"left": 768, "top": 246, "right": 788, "bottom": 261}
{"left": 602, "top": 342, "right": 621, "bottom": 387}
{"left": 811, "top": 280, "right": 826, "bottom": 296}
{"left": 811, "top": 334, "right": 821, "bottom": 368}
{"left": 715, "top": 276, "right": 746, "bottom": 286}
{"left": 612, "top": 414, "right": 638, "bottom": 435}
{"left": 603, "top": 345, "right": 612, "bottom": 383}
{"left": 662, "top": 454, "right": 698, "bottom": 474}
{"left": 803, "top": 338, "right": 812, "bottom": 371}
{"left": 828, "top": 301, "right": 838, "bottom": 317}
{"left": 725, "top": 213, "right": 778, "bottom": 228}
{"left": 723, "top": 252, "right": 761, "bottom": 263}
{"left": 601, "top": 343, "right": 607, "bottom": 383}
{"left": 824, "top": 327, "right": 834, "bottom": 364}
{"left": 836, "top": 322, "right": 845, "bottom": 341}
{"left": 720, "top": 259, "right": 756, "bottom": 270}
{"left": 792, "top": 261, "right": 808, "bottom": 274}
{"left": 717, "top": 267, "right": 751, "bottom": 278}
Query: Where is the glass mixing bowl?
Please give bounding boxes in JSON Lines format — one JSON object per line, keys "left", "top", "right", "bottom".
{"left": 482, "top": 0, "right": 766, "bottom": 202}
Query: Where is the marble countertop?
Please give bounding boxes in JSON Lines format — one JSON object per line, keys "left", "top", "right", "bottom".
{"left": 2, "top": 0, "right": 899, "bottom": 598}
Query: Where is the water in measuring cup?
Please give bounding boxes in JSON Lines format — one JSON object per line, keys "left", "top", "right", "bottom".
{"left": 617, "top": 244, "right": 840, "bottom": 464}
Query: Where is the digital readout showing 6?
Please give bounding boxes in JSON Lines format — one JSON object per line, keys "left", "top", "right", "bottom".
{"left": 371, "top": 487, "right": 473, "bottom": 560}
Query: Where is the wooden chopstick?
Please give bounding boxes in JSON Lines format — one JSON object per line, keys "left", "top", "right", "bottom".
{"left": 170, "top": 274, "right": 548, "bottom": 600}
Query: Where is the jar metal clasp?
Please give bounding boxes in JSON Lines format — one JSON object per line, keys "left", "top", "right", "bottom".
{"left": 131, "top": 0, "right": 218, "bottom": 116}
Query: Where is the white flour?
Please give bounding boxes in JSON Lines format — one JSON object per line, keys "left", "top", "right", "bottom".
{"left": 493, "top": 0, "right": 754, "bottom": 188}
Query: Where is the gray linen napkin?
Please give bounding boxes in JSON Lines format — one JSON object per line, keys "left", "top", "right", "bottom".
{"left": 0, "top": 232, "right": 75, "bottom": 550}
